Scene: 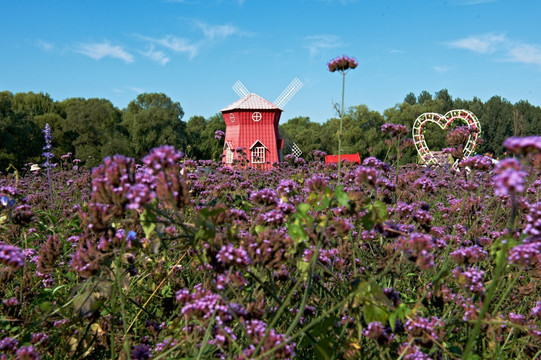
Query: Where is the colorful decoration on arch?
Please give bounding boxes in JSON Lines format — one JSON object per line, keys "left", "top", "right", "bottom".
{"left": 412, "top": 110, "right": 481, "bottom": 167}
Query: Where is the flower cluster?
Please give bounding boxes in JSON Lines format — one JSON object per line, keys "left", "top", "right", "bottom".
{"left": 492, "top": 158, "right": 527, "bottom": 196}
{"left": 504, "top": 136, "right": 541, "bottom": 155}
{"left": 381, "top": 123, "right": 408, "bottom": 137}
{"left": 327, "top": 55, "right": 358, "bottom": 73}
{"left": 0, "top": 243, "right": 25, "bottom": 270}
{"left": 42, "top": 123, "right": 54, "bottom": 168}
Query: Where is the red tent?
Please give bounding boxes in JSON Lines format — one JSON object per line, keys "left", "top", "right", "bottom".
{"left": 325, "top": 153, "right": 361, "bottom": 164}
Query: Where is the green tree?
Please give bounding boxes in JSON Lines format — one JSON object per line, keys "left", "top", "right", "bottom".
{"left": 198, "top": 113, "right": 226, "bottom": 161}
{"left": 123, "top": 93, "right": 186, "bottom": 159}
{"left": 186, "top": 115, "right": 207, "bottom": 159}
{"left": 435, "top": 89, "right": 453, "bottom": 113}
{"left": 418, "top": 90, "right": 433, "bottom": 105}
{"left": 404, "top": 92, "right": 417, "bottom": 106}
{"left": 280, "top": 116, "right": 323, "bottom": 156}
{"left": 0, "top": 91, "right": 40, "bottom": 170}
{"left": 59, "top": 98, "right": 125, "bottom": 166}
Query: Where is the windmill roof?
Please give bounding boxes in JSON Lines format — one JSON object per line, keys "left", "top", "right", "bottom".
{"left": 221, "top": 93, "right": 282, "bottom": 112}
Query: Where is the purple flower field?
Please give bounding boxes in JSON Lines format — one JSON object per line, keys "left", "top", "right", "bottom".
{"left": 1, "top": 134, "right": 541, "bottom": 359}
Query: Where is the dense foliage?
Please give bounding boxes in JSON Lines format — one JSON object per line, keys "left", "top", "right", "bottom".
{"left": 2, "top": 89, "right": 541, "bottom": 171}
{"left": 1, "top": 130, "right": 541, "bottom": 359}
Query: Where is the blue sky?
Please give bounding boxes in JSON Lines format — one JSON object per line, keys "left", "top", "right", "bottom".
{"left": 2, "top": 0, "right": 541, "bottom": 124}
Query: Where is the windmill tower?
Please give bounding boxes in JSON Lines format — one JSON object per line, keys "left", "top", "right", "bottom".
{"left": 221, "top": 78, "right": 303, "bottom": 170}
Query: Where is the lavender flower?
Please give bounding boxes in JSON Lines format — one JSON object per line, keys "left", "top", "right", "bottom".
{"left": 450, "top": 246, "right": 488, "bottom": 264}
{"left": 214, "top": 129, "right": 225, "bottom": 140}
{"left": 131, "top": 344, "right": 152, "bottom": 360}
{"left": 504, "top": 136, "right": 541, "bottom": 155}
{"left": 381, "top": 123, "right": 408, "bottom": 137}
{"left": 492, "top": 158, "right": 527, "bottom": 196}
{"left": 452, "top": 266, "right": 485, "bottom": 294}
{"left": 16, "top": 345, "right": 40, "bottom": 360}
{"left": 42, "top": 123, "right": 54, "bottom": 209}
{"left": 0, "top": 243, "right": 25, "bottom": 270}
{"left": 508, "top": 242, "right": 541, "bottom": 267}
{"left": 0, "top": 337, "right": 18, "bottom": 353}
{"left": 216, "top": 244, "right": 252, "bottom": 268}
{"left": 42, "top": 123, "right": 54, "bottom": 168}
{"left": 327, "top": 55, "right": 358, "bottom": 73}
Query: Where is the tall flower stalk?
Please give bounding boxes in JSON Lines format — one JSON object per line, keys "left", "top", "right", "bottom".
{"left": 328, "top": 55, "right": 358, "bottom": 184}
{"left": 42, "top": 123, "right": 54, "bottom": 210}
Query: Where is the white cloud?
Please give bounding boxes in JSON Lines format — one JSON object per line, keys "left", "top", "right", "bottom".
{"left": 128, "top": 86, "right": 145, "bottom": 94}
{"left": 140, "top": 35, "right": 198, "bottom": 59}
{"left": 506, "top": 43, "right": 541, "bottom": 66}
{"left": 448, "top": 33, "right": 541, "bottom": 67}
{"left": 74, "top": 41, "right": 134, "bottom": 63}
{"left": 37, "top": 39, "right": 54, "bottom": 52}
{"left": 447, "top": 33, "right": 506, "bottom": 54}
{"left": 432, "top": 66, "right": 450, "bottom": 73}
{"left": 142, "top": 45, "right": 170, "bottom": 66}
{"left": 195, "top": 21, "right": 252, "bottom": 41}
{"left": 304, "top": 35, "right": 342, "bottom": 57}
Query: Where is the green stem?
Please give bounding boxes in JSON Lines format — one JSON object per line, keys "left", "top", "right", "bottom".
{"left": 337, "top": 71, "right": 345, "bottom": 185}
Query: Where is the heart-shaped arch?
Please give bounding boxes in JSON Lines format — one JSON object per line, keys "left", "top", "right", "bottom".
{"left": 412, "top": 110, "right": 481, "bottom": 168}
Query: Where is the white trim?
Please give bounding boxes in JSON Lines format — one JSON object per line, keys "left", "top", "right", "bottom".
{"left": 249, "top": 140, "right": 267, "bottom": 150}
{"left": 224, "top": 142, "right": 234, "bottom": 164}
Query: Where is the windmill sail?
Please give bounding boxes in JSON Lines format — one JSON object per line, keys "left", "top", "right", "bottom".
{"left": 274, "top": 78, "right": 303, "bottom": 108}
{"left": 279, "top": 126, "right": 302, "bottom": 158}
{"left": 232, "top": 81, "right": 249, "bottom": 98}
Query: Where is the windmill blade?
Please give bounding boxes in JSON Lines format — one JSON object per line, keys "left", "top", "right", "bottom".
{"left": 232, "top": 81, "right": 249, "bottom": 98}
{"left": 279, "top": 126, "right": 302, "bottom": 158}
{"left": 274, "top": 78, "right": 303, "bottom": 108}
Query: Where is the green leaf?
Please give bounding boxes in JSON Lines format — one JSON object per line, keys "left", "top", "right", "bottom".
{"left": 363, "top": 303, "right": 388, "bottom": 324}
{"left": 334, "top": 186, "right": 349, "bottom": 207}
{"left": 140, "top": 208, "right": 157, "bottom": 239}
{"left": 39, "top": 301, "right": 53, "bottom": 314}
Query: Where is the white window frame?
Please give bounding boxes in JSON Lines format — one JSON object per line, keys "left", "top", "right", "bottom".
{"left": 224, "top": 142, "right": 234, "bottom": 164}
{"left": 229, "top": 113, "right": 235, "bottom": 123}
{"left": 250, "top": 140, "right": 267, "bottom": 164}
{"left": 252, "top": 112, "right": 262, "bottom": 122}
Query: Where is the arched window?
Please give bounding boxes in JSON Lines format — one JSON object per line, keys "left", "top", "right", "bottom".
{"left": 224, "top": 142, "right": 234, "bottom": 164}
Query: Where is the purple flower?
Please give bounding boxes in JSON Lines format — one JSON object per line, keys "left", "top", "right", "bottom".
{"left": 216, "top": 244, "right": 252, "bottom": 267}
{"left": 0, "top": 244, "right": 25, "bottom": 270}
{"left": 531, "top": 301, "right": 541, "bottom": 317}
{"left": 508, "top": 242, "right": 541, "bottom": 267}
{"left": 30, "top": 333, "right": 49, "bottom": 345}
{"left": 452, "top": 266, "right": 485, "bottom": 294}
{"left": 524, "top": 202, "right": 541, "bottom": 237}
{"left": 3, "top": 296, "right": 19, "bottom": 307}
{"left": 16, "top": 345, "right": 40, "bottom": 360}
{"left": 131, "top": 344, "right": 151, "bottom": 360}
{"left": 250, "top": 188, "right": 279, "bottom": 206}
{"left": 492, "top": 158, "right": 527, "bottom": 196}
{"left": 214, "top": 129, "right": 225, "bottom": 140}
{"left": 450, "top": 246, "right": 488, "bottom": 264}
{"left": 381, "top": 123, "right": 408, "bottom": 137}
{"left": 0, "top": 337, "right": 18, "bottom": 353}
{"left": 504, "top": 136, "right": 541, "bottom": 155}
{"left": 327, "top": 55, "right": 358, "bottom": 73}
{"left": 405, "top": 316, "right": 445, "bottom": 343}
{"left": 459, "top": 155, "right": 494, "bottom": 170}
{"left": 42, "top": 123, "right": 54, "bottom": 168}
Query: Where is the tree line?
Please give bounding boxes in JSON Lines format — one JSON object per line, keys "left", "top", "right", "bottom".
{"left": 1, "top": 89, "right": 541, "bottom": 172}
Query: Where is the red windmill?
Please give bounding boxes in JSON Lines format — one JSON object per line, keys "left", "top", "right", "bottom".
{"left": 221, "top": 79, "right": 303, "bottom": 170}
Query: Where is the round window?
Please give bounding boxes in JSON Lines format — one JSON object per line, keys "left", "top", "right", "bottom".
{"left": 229, "top": 113, "right": 235, "bottom": 123}
{"left": 252, "top": 112, "right": 262, "bottom": 122}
